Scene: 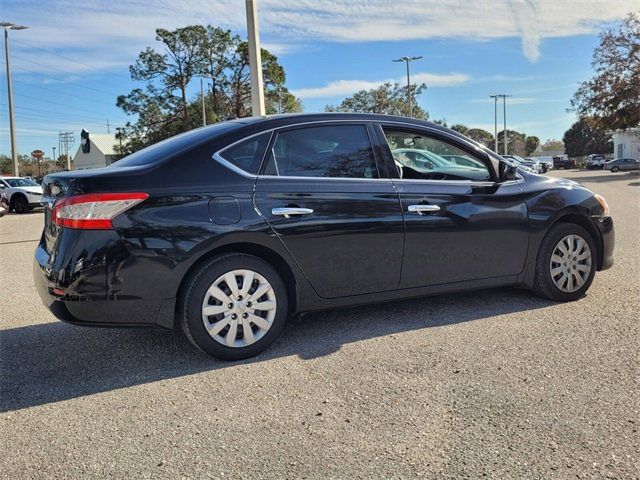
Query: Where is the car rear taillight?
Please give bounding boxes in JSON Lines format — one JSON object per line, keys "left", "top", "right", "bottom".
{"left": 52, "top": 193, "right": 148, "bottom": 230}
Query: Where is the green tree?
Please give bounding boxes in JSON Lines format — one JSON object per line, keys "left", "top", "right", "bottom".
{"left": 571, "top": 13, "right": 640, "bottom": 129}
{"left": 466, "top": 128, "right": 494, "bottom": 148}
{"left": 450, "top": 124, "right": 469, "bottom": 135}
{"left": 117, "top": 25, "right": 301, "bottom": 154}
{"left": 562, "top": 117, "right": 613, "bottom": 157}
{"left": 325, "top": 82, "right": 428, "bottom": 119}
{"left": 525, "top": 136, "right": 540, "bottom": 156}
{"left": 541, "top": 139, "right": 565, "bottom": 152}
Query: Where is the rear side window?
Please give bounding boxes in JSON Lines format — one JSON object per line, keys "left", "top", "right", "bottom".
{"left": 218, "top": 132, "right": 271, "bottom": 174}
{"left": 263, "top": 125, "right": 378, "bottom": 178}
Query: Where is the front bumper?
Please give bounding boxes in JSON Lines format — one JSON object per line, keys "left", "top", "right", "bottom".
{"left": 595, "top": 215, "right": 614, "bottom": 270}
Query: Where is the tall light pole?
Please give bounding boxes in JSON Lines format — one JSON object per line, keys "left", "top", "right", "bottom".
{"left": 490, "top": 94, "right": 511, "bottom": 155}
{"left": 245, "top": 0, "right": 265, "bottom": 116}
{"left": 1, "top": 22, "right": 28, "bottom": 176}
{"left": 490, "top": 95, "right": 499, "bottom": 153}
{"left": 502, "top": 94, "right": 512, "bottom": 155}
{"left": 200, "top": 77, "right": 207, "bottom": 126}
{"left": 52, "top": 146, "right": 56, "bottom": 162}
{"left": 393, "top": 55, "right": 422, "bottom": 117}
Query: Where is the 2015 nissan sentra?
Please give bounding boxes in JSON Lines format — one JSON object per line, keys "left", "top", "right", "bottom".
{"left": 34, "top": 113, "right": 614, "bottom": 360}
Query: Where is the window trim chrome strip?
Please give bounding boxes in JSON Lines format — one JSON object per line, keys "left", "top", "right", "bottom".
{"left": 211, "top": 118, "right": 522, "bottom": 187}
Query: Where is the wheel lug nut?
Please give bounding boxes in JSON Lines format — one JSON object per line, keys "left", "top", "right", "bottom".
{"left": 228, "top": 303, "right": 233, "bottom": 309}
{"left": 237, "top": 295, "right": 242, "bottom": 301}
{"left": 231, "top": 313, "right": 237, "bottom": 320}
{"left": 242, "top": 313, "right": 248, "bottom": 319}
{"left": 246, "top": 301, "right": 252, "bottom": 307}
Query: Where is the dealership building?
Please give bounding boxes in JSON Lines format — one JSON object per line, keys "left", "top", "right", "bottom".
{"left": 611, "top": 128, "right": 640, "bottom": 160}
{"left": 72, "top": 130, "right": 119, "bottom": 169}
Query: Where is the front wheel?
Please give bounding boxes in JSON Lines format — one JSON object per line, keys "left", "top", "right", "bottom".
{"left": 179, "top": 253, "right": 289, "bottom": 360}
{"left": 13, "top": 195, "right": 30, "bottom": 214}
{"left": 611, "top": 166, "right": 619, "bottom": 172}
{"left": 533, "top": 223, "right": 597, "bottom": 302}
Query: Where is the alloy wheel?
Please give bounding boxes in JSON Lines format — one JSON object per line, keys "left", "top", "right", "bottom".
{"left": 549, "top": 234, "right": 592, "bottom": 293}
{"left": 201, "top": 269, "right": 277, "bottom": 348}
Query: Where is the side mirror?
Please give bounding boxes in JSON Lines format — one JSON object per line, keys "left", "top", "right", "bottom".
{"left": 499, "top": 162, "right": 518, "bottom": 182}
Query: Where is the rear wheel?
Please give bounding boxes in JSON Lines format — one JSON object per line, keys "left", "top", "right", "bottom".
{"left": 533, "top": 223, "right": 597, "bottom": 302}
{"left": 611, "top": 166, "right": 619, "bottom": 172}
{"left": 179, "top": 253, "right": 289, "bottom": 360}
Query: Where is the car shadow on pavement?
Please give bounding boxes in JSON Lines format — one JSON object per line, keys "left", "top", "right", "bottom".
{"left": 1, "top": 287, "right": 555, "bottom": 412}
{"left": 575, "top": 172, "right": 639, "bottom": 183}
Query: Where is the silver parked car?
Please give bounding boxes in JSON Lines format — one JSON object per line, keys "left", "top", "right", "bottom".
{"left": 604, "top": 158, "right": 640, "bottom": 172}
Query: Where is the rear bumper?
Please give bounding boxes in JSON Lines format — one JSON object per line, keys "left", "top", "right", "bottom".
{"left": 33, "top": 241, "right": 174, "bottom": 329}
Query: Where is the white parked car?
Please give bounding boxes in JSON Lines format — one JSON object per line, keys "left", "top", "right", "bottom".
{"left": 0, "top": 176, "right": 43, "bottom": 213}
{"left": 586, "top": 154, "right": 607, "bottom": 169}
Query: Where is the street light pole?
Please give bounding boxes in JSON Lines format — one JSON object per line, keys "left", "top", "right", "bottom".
{"left": 2, "top": 22, "right": 28, "bottom": 176}
{"left": 393, "top": 55, "right": 422, "bottom": 117}
{"left": 490, "top": 95, "right": 499, "bottom": 153}
{"left": 502, "top": 95, "right": 512, "bottom": 155}
{"left": 245, "top": 0, "right": 265, "bottom": 116}
{"left": 52, "top": 146, "right": 56, "bottom": 162}
{"left": 200, "top": 77, "right": 206, "bottom": 126}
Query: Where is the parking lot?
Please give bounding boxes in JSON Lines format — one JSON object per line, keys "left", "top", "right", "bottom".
{"left": 1, "top": 169, "right": 638, "bottom": 479}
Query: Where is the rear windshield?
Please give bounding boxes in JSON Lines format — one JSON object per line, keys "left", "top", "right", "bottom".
{"left": 110, "top": 122, "right": 240, "bottom": 168}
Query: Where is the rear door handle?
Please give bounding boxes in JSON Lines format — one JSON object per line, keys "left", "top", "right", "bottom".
{"left": 407, "top": 204, "right": 440, "bottom": 214}
{"left": 272, "top": 207, "right": 314, "bottom": 217}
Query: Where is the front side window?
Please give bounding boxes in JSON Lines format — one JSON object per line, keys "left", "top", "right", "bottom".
{"left": 383, "top": 129, "right": 490, "bottom": 182}
{"left": 263, "top": 125, "right": 378, "bottom": 178}
{"left": 218, "top": 132, "right": 271, "bottom": 174}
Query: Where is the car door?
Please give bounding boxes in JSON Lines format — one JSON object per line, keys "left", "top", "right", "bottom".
{"left": 375, "top": 123, "right": 530, "bottom": 288}
{"left": 253, "top": 122, "right": 404, "bottom": 299}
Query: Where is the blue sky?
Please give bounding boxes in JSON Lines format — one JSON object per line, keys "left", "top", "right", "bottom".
{"left": 1, "top": 0, "right": 637, "bottom": 158}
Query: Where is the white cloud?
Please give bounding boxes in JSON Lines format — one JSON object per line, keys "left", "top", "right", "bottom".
{"left": 292, "top": 72, "right": 470, "bottom": 98}
{"left": 2, "top": 0, "right": 637, "bottom": 73}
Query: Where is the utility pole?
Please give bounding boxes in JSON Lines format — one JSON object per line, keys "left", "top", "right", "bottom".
{"left": 392, "top": 55, "right": 422, "bottom": 117}
{"left": 2, "top": 22, "right": 28, "bottom": 176}
{"left": 106, "top": 119, "right": 110, "bottom": 134}
{"left": 58, "top": 131, "right": 74, "bottom": 170}
{"left": 115, "top": 127, "right": 124, "bottom": 157}
{"left": 245, "top": 0, "right": 265, "bottom": 116}
{"left": 52, "top": 146, "right": 56, "bottom": 162}
{"left": 200, "top": 77, "right": 206, "bottom": 126}
{"left": 490, "top": 95, "right": 499, "bottom": 153}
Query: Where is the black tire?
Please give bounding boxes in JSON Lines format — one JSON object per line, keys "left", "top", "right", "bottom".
{"left": 532, "top": 223, "right": 597, "bottom": 302}
{"left": 179, "top": 253, "right": 289, "bottom": 360}
{"left": 611, "top": 166, "right": 619, "bottom": 172}
{"left": 12, "top": 195, "right": 30, "bottom": 214}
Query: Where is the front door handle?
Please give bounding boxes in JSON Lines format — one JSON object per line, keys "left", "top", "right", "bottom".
{"left": 407, "top": 204, "right": 440, "bottom": 215}
{"left": 272, "top": 207, "right": 314, "bottom": 218}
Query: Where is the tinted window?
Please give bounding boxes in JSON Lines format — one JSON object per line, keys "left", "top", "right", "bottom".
{"left": 264, "top": 125, "right": 378, "bottom": 178}
{"left": 110, "top": 122, "right": 240, "bottom": 168}
{"left": 383, "top": 129, "right": 490, "bottom": 182}
{"left": 218, "top": 132, "right": 271, "bottom": 174}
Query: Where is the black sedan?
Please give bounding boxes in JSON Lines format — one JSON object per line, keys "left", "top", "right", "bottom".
{"left": 34, "top": 113, "right": 614, "bottom": 360}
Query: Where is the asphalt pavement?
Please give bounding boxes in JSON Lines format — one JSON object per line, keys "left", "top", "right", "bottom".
{"left": 1, "top": 169, "right": 638, "bottom": 479}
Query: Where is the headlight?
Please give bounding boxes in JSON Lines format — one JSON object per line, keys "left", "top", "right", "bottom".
{"left": 594, "top": 193, "right": 609, "bottom": 215}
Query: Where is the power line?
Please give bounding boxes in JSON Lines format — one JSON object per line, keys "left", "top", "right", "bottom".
{"left": 14, "top": 91, "right": 119, "bottom": 116}
{"left": 11, "top": 37, "right": 127, "bottom": 84}
{"left": 7, "top": 80, "right": 118, "bottom": 108}
{"left": 10, "top": 56, "right": 125, "bottom": 96}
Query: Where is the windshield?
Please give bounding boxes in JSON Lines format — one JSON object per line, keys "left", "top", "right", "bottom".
{"left": 4, "top": 178, "right": 39, "bottom": 187}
